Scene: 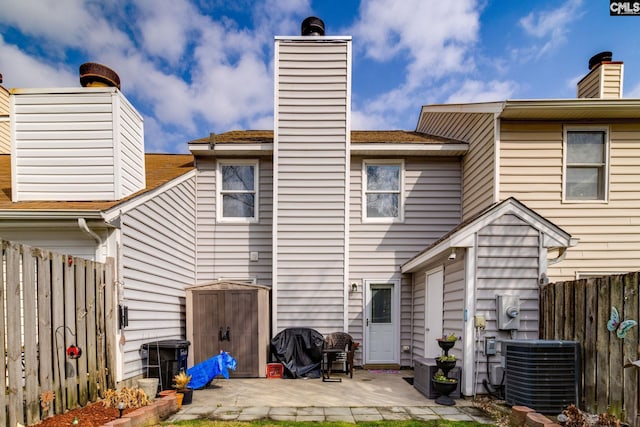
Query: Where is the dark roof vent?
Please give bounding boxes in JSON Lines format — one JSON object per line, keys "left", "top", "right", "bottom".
{"left": 301, "top": 16, "right": 325, "bottom": 36}
{"left": 79, "top": 62, "right": 121, "bottom": 90}
{"left": 588, "top": 51, "right": 612, "bottom": 70}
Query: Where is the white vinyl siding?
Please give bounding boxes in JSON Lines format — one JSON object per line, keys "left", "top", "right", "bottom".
{"left": 120, "top": 177, "right": 196, "bottom": 379}
{"left": 274, "top": 39, "right": 350, "bottom": 333}
{"left": 351, "top": 157, "right": 462, "bottom": 366}
{"left": 11, "top": 88, "right": 144, "bottom": 201}
{"left": 416, "top": 112, "right": 495, "bottom": 219}
{"left": 0, "top": 228, "right": 100, "bottom": 260}
{"left": 500, "top": 121, "right": 640, "bottom": 281}
{"left": 195, "top": 158, "right": 273, "bottom": 286}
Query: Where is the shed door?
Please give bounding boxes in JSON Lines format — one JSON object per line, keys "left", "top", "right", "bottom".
{"left": 192, "top": 289, "right": 259, "bottom": 377}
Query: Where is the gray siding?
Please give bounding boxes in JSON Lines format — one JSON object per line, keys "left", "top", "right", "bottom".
{"left": 350, "top": 157, "right": 462, "bottom": 366}
{"left": 120, "top": 177, "right": 197, "bottom": 379}
{"left": 274, "top": 39, "right": 350, "bottom": 333}
{"left": 474, "top": 213, "right": 541, "bottom": 389}
{"left": 195, "top": 158, "right": 273, "bottom": 284}
{"left": 11, "top": 89, "right": 144, "bottom": 201}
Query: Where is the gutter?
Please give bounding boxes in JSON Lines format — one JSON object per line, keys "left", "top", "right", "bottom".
{"left": 78, "top": 217, "right": 105, "bottom": 245}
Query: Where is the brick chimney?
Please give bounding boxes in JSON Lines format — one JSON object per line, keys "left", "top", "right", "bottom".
{"left": 577, "top": 51, "right": 624, "bottom": 98}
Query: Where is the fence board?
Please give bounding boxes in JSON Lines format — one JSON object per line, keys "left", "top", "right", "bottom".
{"left": 37, "top": 249, "right": 54, "bottom": 419}
{"left": 104, "top": 258, "right": 116, "bottom": 391}
{"left": 87, "top": 262, "right": 99, "bottom": 400}
{"left": 2, "top": 240, "right": 114, "bottom": 426}
{"left": 623, "top": 273, "right": 639, "bottom": 424}
{"left": 597, "top": 278, "right": 610, "bottom": 413}
{"left": 0, "top": 242, "right": 7, "bottom": 427}
{"left": 22, "top": 246, "right": 40, "bottom": 425}
{"left": 542, "top": 273, "right": 640, "bottom": 426}
{"left": 51, "top": 253, "right": 66, "bottom": 414}
{"left": 76, "top": 260, "right": 89, "bottom": 405}
{"left": 5, "top": 242, "right": 24, "bottom": 427}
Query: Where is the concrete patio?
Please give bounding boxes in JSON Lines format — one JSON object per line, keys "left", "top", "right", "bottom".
{"left": 165, "top": 369, "right": 496, "bottom": 423}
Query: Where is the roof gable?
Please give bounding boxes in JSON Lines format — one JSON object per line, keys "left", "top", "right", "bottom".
{"left": 401, "top": 197, "right": 577, "bottom": 273}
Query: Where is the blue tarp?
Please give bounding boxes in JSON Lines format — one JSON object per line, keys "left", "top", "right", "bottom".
{"left": 186, "top": 351, "right": 237, "bottom": 389}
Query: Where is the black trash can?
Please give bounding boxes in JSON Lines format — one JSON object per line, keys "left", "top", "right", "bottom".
{"left": 140, "top": 339, "right": 190, "bottom": 390}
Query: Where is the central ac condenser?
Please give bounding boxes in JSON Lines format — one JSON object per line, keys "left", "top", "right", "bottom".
{"left": 502, "top": 340, "right": 580, "bottom": 414}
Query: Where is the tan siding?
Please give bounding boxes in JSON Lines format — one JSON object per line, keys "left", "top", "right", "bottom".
{"left": 417, "top": 112, "right": 495, "bottom": 220}
{"left": 499, "top": 121, "right": 640, "bottom": 281}
{"left": 121, "top": 178, "right": 196, "bottom": 379}
{"left": 274, "top": 39, "right": 350, "bottom": 333}
{"left": 0, "top": 88, "right": 9, "bottom": 154}
{"left": 602, "top": 63, "right": 623, "bottom": 98}
{"left": 195, "top": 158, "right": 273, "bottom": 285}
{"left": 577, "top": 67, "right": 601, "bottom": 98}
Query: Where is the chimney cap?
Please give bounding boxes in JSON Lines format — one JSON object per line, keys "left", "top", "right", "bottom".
{"left": 588, "top": 51, "right": 613, "bottom": 70}
{"left": 301, "top": 16, "right": 325, "bottom": 36}
{"left": 79, "top": 62, "right": 121, "bottom": 90}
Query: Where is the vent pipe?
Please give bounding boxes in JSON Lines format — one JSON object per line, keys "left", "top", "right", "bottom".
{"left": 79, "top": 62, "right": 121, "bottom": 90}
{"left": 301, "top": 16, "right": 325, "bottom": 36}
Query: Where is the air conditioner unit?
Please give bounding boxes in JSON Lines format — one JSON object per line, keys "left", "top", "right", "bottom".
{"left": 503, "top": 340, "right": 580, "bottom": 414}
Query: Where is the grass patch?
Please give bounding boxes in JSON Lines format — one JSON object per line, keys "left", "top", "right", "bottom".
{"left": 162, "top": 420, "right": 493, "bottom": 427}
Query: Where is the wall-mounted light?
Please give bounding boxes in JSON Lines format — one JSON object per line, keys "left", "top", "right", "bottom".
{"left": 448, "top": 248, "right": 457, "bottom": 261}
{"left": 350, "top": 282, "right": 358, "bottom": 292}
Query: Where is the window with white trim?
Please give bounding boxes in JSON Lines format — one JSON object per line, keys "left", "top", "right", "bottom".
{"left": 363, "top": 160, "right": 403, "bottom": 221}
{"left": 564, "top": 127, "right": 608, "bottom": 201}
{"left": 217, "top": 160, "right": 258, "bottom": 222}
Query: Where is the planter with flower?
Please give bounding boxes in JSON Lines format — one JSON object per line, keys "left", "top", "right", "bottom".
{"left": 172, "top": 371, "right": 193, "bottom": 407}
{"left": 432, "top": 333, "right": 461, "bottom": 406}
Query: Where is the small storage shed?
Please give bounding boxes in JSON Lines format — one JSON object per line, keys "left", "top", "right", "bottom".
{"left": 186, "top": 281, "right": 270, "bottom": 378}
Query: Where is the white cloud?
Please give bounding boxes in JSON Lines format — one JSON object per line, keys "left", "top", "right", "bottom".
{"left": 0, "top": 36, "right": 76, "bottom": 88}
{"left": 626, "top": 82, "right": 640, "bottom": 98}
{"left": 518, "top": 0, "right": 584, "bottom": 59}
{"left": 352, "top": 0, "right": 479, "bottom": 85}
{"left": 445, "top": 79, "right": 516, "bottom": 104}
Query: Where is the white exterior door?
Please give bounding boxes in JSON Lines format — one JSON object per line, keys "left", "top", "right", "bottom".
{"left": 365, "top": 280, "right": 400, "bottom": 364}
{"left": 424, "top": 267, "right": 444, "bottom": 359}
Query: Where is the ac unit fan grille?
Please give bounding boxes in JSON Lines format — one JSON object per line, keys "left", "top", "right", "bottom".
{"left": 504, "top": 340, "right": 580, "bottom": 414}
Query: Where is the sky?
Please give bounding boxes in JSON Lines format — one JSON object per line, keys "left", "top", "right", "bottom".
{"left": 1, "top": 0, "right": 639, "bottom": 153}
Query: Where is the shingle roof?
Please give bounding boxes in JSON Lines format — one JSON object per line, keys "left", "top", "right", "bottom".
{"left": 190, "top": 130, "right": 459, "bottom": 144}
{"left": 0, "top": 154, "right": 194, "bottom": 211}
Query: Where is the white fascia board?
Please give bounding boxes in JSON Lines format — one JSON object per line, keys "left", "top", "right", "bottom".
{"left": 189, "top": 142, "right": 273, "bottom": 156}
{"left": 10, "top": 87, "right": 117, "bottom": 95}
{"left": 102, "top": 169, "right": 196, "bottom": 221}
{"left": 350, "top": 143, "right": 468, "bottom": 156}
{"left": 420, "top": 102, "right": 505, "bottom": 115}
{"left": 0, "top": 210, "right": 104, "bottom": 221}
{"left": 274, "top": 36, "right": 352, "bottom": 41}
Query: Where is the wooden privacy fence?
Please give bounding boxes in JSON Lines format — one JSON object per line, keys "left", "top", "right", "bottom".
{"left": 541, "top": 272, "right": 639, "bottom": 425}
{"left": 1, "top": 239, "right": 116, "bottom": 427}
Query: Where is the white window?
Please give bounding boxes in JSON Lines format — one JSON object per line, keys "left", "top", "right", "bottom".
{"left": 217, "top": 160, "right": 258, "bottom": 222}
{"left": 363, "top": 160, "right": 403, "bottom": 221}
{"left": 564, "top": 127, "right": 609, "bottom": 202}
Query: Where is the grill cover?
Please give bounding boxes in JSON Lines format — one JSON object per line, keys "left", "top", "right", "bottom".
{"left": 270, "top": 328, "right": 324, "bottom": 379}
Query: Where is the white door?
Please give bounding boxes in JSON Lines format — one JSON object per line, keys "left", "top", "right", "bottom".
{"left": 425, "top": 267, "right": 444, "bottom": 359}
{"left": 365, "top": 281, "right": 399, "bottom": 364}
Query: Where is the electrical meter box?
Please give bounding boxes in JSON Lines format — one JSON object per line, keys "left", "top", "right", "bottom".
{"left": 496, "top": 295, "right": 520, "bottom": 330}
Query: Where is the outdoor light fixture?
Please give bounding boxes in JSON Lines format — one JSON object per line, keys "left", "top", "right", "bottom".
{"left": 448, "top": 248, "right": 457, "bottom": 261}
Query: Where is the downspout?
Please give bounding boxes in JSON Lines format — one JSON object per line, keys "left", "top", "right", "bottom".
{"left": 78, "top": 218, "right": 105, "bottom": 260}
